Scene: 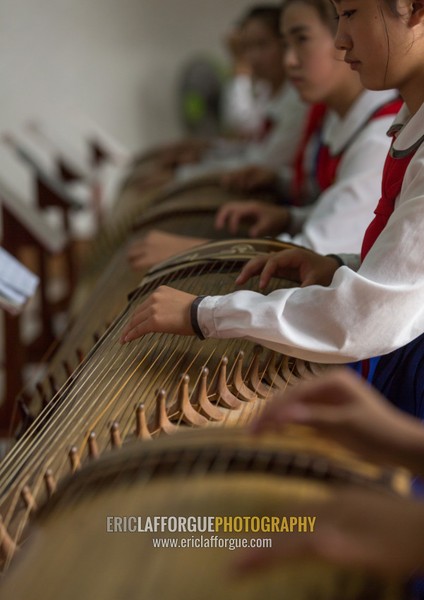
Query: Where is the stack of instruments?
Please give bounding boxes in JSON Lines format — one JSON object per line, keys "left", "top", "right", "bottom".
{"left": 0, "top": 169, "right": 411, "bottom": 599}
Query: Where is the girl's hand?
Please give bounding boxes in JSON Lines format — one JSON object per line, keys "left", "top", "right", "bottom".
{"left": 134, "top": 168, "right": 174, "bottom": 190}
{"left": 221, "top": 166, "right": 278, "bottom": 192}
{"left": 127, "top": 230, "right": 207, "bottom": 271}
{"left": 236, "top": 489, "right": 424, "bottom": 577}
{"left": 235, "top": 248, "right": 340, "bottom": 289}
{"left": 215, "top": 201, "right": 290, "bottom": 237}
{"left": 252, "top": 368, "right": 424, "bottom": 473}
{"left": 120, "top": 286, "right": 196, "bottom": 343}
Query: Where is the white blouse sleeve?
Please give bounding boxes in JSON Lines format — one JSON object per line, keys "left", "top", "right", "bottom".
{"left": 197, "top": 145, "right": 424, "bottom": 364}
{"left": 246, "top": 85, "right": 307, "bottom": 171}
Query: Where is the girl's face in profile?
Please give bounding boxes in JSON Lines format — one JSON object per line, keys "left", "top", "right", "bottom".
{"left": 281, "top": 2, "right": 351, "bottom": 105}
{"left": 333, "top": 0, "right": 418, "bottom": 93}
{"left": 242, "top": 18, "right": 284, "bottom": 83}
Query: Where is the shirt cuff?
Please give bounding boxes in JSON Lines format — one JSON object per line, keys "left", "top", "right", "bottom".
{"left": 195, "top": 295, "right": 224, "bottom": 338}
{"left": 190, "top": 296, "right": 207, "bottom": 340}
{"left": 326, "top": 254, "right": 345, "bottom": 268}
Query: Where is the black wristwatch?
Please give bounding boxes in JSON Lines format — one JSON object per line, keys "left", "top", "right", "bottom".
{"left": 190, "top": 296, "right": 206, "bottom": 340}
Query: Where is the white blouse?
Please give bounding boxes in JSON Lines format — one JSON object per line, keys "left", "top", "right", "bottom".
{"left": 278, "top": 89, "right": 399, "bottom": 254}
{"left": 197, "top": 102, "right": 424, "bottom": 365}
{"left": 176, "top": 82, "right": 307, "bottom": 181}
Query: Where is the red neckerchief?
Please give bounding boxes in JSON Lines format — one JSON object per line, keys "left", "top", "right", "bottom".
{"left": 361, "top": 124, "right": 422, "bottom": 259}
{"left": 292, "top": 97, "right": 402, "bottom": 206}
{"left": 317, "top": 98, "right": 403, "bottom": 193}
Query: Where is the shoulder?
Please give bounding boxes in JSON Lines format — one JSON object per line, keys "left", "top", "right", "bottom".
{"left": 336, "top": 118, "right": 392, "bottom": 175}
{"left": 393, "top": 143, "right": 424, "bottom": 212}
{"left": 392, "top": 102, "right": 424, "bottom": 153}
{"left": 324, "top": 90, "right": 399, "bottom": 152}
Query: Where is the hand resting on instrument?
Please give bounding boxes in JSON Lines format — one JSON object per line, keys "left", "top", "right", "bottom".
{"left": 235, "top": 247, "right": 341, "bottom": 289}
{"left": 120, "top": 286, "right": 196, "bottom": 342}
{"left": 127, "top": 230, "right": 208, "bottom": 271}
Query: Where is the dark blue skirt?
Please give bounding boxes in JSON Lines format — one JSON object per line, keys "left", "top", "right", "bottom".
{"left": 350, "top": 334, "right": 424, "bottom": 599}
{"left": 349, "top": 332, "right": 424, "bottom": 420}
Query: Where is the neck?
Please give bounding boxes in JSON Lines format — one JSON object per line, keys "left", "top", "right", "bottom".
{"left": 399, "top": 74, "right": 424, "bottom": 116}
{"left": 325, "top": 78, "right": 364, "bottom": 118}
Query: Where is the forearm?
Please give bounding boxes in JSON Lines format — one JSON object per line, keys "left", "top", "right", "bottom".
{"left": 196, "top": 263, "right": 424, "bottom": 364}
{"left": 197, "top": 177, "right": 424, "bottom": 362}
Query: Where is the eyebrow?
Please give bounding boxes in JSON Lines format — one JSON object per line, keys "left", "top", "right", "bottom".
{"left": 285, "top": 25, "right": 311, "bottom": 36}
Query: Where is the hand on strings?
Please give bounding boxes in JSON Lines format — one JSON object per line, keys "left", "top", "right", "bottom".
{"left": 252, "top": 368, "right": 424, "bottom": 475}
{"left": 127, "top": 230, "right": 208, "bottom": 271}
{"left": 221, "top": 166, "right": 278, "bottom": 193}
{"left": 120, "top": 286, "right": 196, "bottom": 343}
{"left": 236, "top": 488, "right": 424, "bottom": 577}
{"left": 215, "top": 201, "right": 290, "bottom": 237}
{"left": 134, "top": 168, "right": 174, "bottom": 191}
{"left": 235, "top": 248, "right": 340, "bottom": 289}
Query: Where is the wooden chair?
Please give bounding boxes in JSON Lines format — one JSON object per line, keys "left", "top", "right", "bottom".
{"left": 0, "top": 185, "right": 68, "bottom": 433}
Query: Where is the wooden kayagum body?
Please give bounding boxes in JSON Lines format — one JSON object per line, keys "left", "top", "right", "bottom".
{"left": 0, "top": 167, "right": 412, "bottom": 598}
{"left": 0, "top": 239, "right": 327, "bottom": 571}
{"left": 33, "top": 179, "right": 275, "bottom": 425}
{"left": 0, "top": 428, "right": 410, "bottom": 600}
{"left": 75, "top": 174, "right": 275, "bottom": 311}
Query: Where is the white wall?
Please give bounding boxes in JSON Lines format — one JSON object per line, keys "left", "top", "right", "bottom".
{"left": 0, "top": 0, "right": 261, "bottom": 198}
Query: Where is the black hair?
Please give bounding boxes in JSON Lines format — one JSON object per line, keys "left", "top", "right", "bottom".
{"left": 240, "top": 5, "right": 283, "bottom": 38}
{"left": 280, "top": 0, "right": 338, "bottom": 34}
{"left": 384, "top": 0, "right": 402, "bottom": 16}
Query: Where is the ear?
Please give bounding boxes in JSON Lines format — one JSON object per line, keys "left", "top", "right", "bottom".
{"left": 409, "top": 0, "right": 424, "bottom": 26}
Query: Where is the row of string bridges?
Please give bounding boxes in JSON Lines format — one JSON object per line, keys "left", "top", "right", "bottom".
{"left": 0, "top": 254, "right": 304, "bottom": 568}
